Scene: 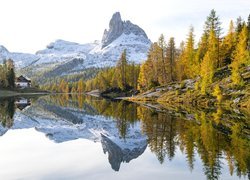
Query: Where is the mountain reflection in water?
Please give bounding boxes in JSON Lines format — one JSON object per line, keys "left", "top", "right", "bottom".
{"left": 0, "top": 94, "right": 249, "bottom": 179}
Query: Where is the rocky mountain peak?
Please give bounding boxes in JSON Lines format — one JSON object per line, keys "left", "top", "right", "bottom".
{"left": 101, "top": 12, "right": 149, "bottom": 48}
{"left": 109, "top": 12, "right": 122, "bottom": 27}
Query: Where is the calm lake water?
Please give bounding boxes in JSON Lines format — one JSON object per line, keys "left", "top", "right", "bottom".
{"left": 0, "top": 94, "right": 249, "bottom": 180}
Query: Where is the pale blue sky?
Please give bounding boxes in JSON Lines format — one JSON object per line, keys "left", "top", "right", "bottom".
{"left": 0, "top": 0, "right": 249, "bottom": 53}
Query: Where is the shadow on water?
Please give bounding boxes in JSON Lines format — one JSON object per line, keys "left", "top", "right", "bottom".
{"left": 0, "top": 94, "right": 249, "bottom": 179}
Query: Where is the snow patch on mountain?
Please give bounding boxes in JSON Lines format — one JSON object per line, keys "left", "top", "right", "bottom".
{"left": 34, "top": 39, "right": 96, "bottom": 65}
{"left": 91, "top": 33, "right": 150, "bottom": 65}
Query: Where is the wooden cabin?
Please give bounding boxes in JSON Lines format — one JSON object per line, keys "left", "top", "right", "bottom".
{"left": 15, "top": 75, "right": 31, "bottom": 88}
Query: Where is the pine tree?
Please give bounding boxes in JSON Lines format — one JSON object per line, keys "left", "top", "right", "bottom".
{"left": 181, "top": 26, "right": 196, "bottom": 78}
{"left": 247, "top": 14, "right": 250, "bottom": 50}
{"left": 131, "top": 62, "right": 136, "bottom": 89}
{"left": 208, "top": 29, "right": 219, "bottom": 65}
{"left": 5, "top": 59, "right": 15, "bottom": 89}
{"left": 221, "top": 20, "right": 237, "bottom": 65}
{"left": 166, "top": 37, "right": 176, "bottom": 81}
{"left": 196, "top": 32, "right": 209, "bottom": 66}
{"left": 77, "top": 79, "right": 84, "bottom": 94}
{"left": 158, "top": 34, "right": 167, "bottom": 83}
{"left": 121, "top": 50, "right": 127, "bottom": 89}
{"left": 137, "top": 62, "right": 147, "bottom": 90}
{"left": 204, "top": 9, "right": 222, "bottom": 38}
{"left": 98, "top": 72, "right": 109, "bottom": 90}
{"left": 176, "top": 41, "right": 186, "bottom": 81}
{"left": 137, "top": 58, "right": 155, "bottom": 90}
{"left": 200, "top": 53, "right": 212, "bottom": 94}
{"left": 197, "top": 9, "right": 222, "bottom": 67}
{"left": 0, "top": 65, "right": 4, "bottom": 87}
{"left": 178, "top": 26, "right": 197, "bottom": 79}
{"left": 142, "top": 43, "right": 162, "bottom": 87}
{"left": 128, "top": 62, "right": 139, "bottom": 89}
{"left": 116, "top": 50, "right": 128, "bottom": 90}
{"left": 59, "top": 79, "right": 68, "bottom": 93}
{"left": 236, "top": 16, "right": 243, "bottom": 35}
{"left": 200, "top": 29, "right": 218, "bottom": 94}
{"left": 231, "top": 24, "right": 249, "bottom": 86}
{"left": 7, "top": 68, "right": 15, "bottom": 88}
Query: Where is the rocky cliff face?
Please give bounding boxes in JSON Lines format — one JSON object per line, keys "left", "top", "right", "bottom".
{"left": 101, "top": 12, "right": 149, "bottom": 48}
{"left": 101, "top": 12, "right": 124, "bottom": 48}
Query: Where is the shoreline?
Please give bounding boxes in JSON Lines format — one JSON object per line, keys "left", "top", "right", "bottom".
{"left": 0, "top": 89, "right": 50, "bottom": 98}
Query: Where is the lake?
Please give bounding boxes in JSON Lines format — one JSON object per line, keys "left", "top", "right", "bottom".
{"left": 0, "top": 94, "right": 249, "bottom": 180}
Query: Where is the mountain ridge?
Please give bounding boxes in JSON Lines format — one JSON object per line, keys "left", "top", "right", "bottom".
{"left": 0, "top": 12, "right": 151, "bottom": 83}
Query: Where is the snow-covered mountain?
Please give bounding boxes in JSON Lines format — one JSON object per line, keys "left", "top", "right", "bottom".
{"left": 0, "top": 12, "right": 151, "bottom": 81}
{"left": 0, "top": 45, "right": 39, "bottom": 68}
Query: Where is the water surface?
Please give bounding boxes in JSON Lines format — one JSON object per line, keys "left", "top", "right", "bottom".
{"left": 0, "top": 95, "right": 249, "bottom": 180}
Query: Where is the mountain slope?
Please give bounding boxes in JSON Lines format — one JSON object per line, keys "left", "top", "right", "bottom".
{"left": 0, "top": 12, "right": 151, "bottom": 83}
{"left": 0, "top": 45, "right": 39, "bottom": 68}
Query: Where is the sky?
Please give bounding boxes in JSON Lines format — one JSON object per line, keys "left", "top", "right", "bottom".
{"left": 0, "top": 0, "right": 249, "bottom": 53}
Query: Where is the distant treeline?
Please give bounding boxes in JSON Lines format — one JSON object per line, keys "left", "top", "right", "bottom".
{"left": 42, "top": 50, "right": 140, "bottom": 93}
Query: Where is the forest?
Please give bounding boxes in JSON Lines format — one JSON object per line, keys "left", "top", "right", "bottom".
{"left": 42, "top": 9, "right": 250, "bottom": 103}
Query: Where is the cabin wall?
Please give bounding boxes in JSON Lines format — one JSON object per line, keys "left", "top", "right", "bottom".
{"left": 15, "top": 82, "right": 30, "bottom": 88}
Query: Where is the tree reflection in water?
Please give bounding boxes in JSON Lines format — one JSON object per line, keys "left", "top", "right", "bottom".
{"left": 80, "top": 95, "right": 250, "bottom": 179}
{"left": 0, "top": 97, "right": 15, "bottom": 128}
{"left": 137, "top": 106, "right": 250, "bottom": 180}
{"left": 0, "top": 94, "right": 249, "bottom": 179}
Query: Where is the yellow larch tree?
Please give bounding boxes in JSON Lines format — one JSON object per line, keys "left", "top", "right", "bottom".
{"left": 200, "top": 29, "right": 218, "bottom": 94}
{"left": 231, "top": 24, "right": 249, "bottom": 86}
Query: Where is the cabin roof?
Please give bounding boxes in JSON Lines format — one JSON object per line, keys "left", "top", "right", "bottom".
{"left": 16, "top": 75, "right": 31, "bottom": 83}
